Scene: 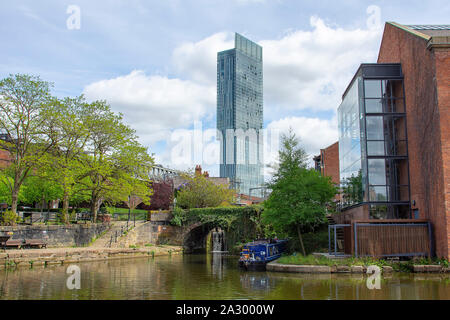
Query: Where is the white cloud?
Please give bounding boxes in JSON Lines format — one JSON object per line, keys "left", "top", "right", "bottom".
{"left": 172, "top": 32, "right": 233, "bottom": 84}
{"left": 83, "top": 15, "right": 381, "bottom": 176}
{"left": 262, "top": 16, "right": 381, "bottom": 113}
{"left": 83, "top": 70, "right": 215, "bottom": 146}
{"left": 267, "top": 116, "right": 338, "bottom": 165}
{"left": 171, "top": 16, "right": 382, "bottom": 117}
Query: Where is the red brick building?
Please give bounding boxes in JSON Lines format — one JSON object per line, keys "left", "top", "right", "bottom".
{"left": 0, "top": 133, "right": 12, "bottom": 169}
{"left": 0, "top": 149, "right": 11, "bottom": 169}
{"left": 314, "top": 141, "right": 340, "bottom": 186}
{"left": 377, "top": 23, "right": 450, "bottom": 258}
{"left": 314, "top": 142, "right": 340, "bottom": 201}
{"left": 331, "top": 23, "right": 449, "bottom": 259}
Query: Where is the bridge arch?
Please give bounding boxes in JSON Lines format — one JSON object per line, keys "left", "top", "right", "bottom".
{"left": 182, "top": 222, "right": 226, "bottom": 253}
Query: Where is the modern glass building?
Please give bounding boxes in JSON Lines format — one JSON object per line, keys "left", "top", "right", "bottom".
{"left": 338, "top": 64, "right": 411, "bottom": 219}
{"left": 217, "top": 33, "right": 264, "bottom": 196}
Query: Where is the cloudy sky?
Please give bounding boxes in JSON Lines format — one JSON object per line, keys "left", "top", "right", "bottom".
{"left": 1, "top": 0, "right": 449, "bottom": 177}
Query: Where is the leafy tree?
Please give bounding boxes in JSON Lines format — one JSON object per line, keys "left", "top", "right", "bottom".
{"left": 139, "top": 180, "right": 174, "bottom": 210}
{"left": 37, "top": 96, "right": 90, "bottom": 221}
{"left": 268, "top": 128, "right": 309, "bottom": 178}
{"left": 75, "top": 101, "right": 154, "bottom": 221}
{"left": 176, "top": 173, "right": 235, "bottom": 209}
{"left": 20, "top": 175, "right": 63, "bottom": 210}
{"left": 0, "top": 74, "right": 56, "bottom": 214}
{"left": 262, "top": 130, "right": 337, "bottom": 255}
{"left": 0, "top": 170, "right": 25, "bottom": 205}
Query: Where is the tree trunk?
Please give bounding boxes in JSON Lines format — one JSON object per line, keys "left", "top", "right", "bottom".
{"left": 11, "top": 189, "right": 19, "bottom": 215}
{"left": 297, "top": 224, "right": 306, "bottom": 256}
{"left": 41, "top": 193, "right": 45, "bottom": 213}
{"left": 62, "top": 191, "right": 70, "bottom": 224}
{"left": 91, "top": 199, "right": 98, "bottom": 223}
{"left": 91, "top": 194, "right": 102, "bottom": 223}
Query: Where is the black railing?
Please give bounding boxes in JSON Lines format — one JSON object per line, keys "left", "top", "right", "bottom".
{"left": 108, "top": 223, "right": 134, "bottom": 248}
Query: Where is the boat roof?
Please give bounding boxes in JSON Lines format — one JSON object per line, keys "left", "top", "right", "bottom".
{"left": 244, "top": 239, "right": 287, "bottom": 246}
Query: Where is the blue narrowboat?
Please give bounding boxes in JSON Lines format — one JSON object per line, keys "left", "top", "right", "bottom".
{"left": 239, "top": 239, "right": 288, "bottom": 271}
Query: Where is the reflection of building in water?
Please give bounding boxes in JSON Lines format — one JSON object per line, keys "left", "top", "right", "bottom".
{"left": 211, "top": 253, "right": 225, "bottom": 280}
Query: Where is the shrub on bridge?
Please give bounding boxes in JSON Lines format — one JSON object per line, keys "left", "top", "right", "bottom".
{"left": 172, "top": 205, "right": 265, "bottom": 248}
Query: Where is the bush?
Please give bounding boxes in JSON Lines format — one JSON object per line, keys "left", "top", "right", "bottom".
{"left": 171, "top": 206, "right": 187, "bottom": 226}
{"left": 1, "top": 210, "right": 18, "bottom": 226}
{"left": 286, "top": 229, "right": 329, "bottom": 254}
{"left": 188, "top": 205, "right": 263, "bottom": 217}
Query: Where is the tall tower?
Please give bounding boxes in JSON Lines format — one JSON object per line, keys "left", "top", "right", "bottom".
{"left": 217, "top": 33, "right": 264, "bottom": 196}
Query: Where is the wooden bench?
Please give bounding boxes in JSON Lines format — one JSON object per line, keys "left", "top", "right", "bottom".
{"left": 4, "top": 239, "right": 24, "bottom": 249}
{"left": 24, "top": 239, "right": 47, "bottom": 249}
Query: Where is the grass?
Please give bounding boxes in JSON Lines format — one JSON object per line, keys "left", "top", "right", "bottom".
{"left": 277, "top": 254, "right": 450, "bottom": 271}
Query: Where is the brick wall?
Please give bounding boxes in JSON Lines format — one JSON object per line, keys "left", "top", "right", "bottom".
{"left": 321, "top": 141, "right": 340, "bottom": 185}
{"left": 0, "top": 149, "right": 11, "bottom": 169}
{"left": 378, "top": 23, "right": 450, "bottom": 258}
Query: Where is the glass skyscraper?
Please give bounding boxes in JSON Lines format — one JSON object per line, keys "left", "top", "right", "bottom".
{"left": 217, "top": 33, "right": 264, "bottom": 196}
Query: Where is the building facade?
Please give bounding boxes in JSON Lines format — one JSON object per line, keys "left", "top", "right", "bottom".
{"left": 335, "top": 23, "right": 450, "bottom": 258}
{"left": 377, "top": 23, "right": 450, "bottom": 258}
{"left": 217, "top": 33, "right": 264, "bottom": 196}
{"left": 0, "top": 133, "right": 12, "bottom": 169}
{"left": 338, "top": 63, "right": 411, "bottom": 219}
{"left": 314, "top": 141, "right": 340, "bottom": 186}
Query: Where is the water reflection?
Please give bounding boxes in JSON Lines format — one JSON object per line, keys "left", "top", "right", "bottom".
{"left": 0, "top": 255, "right": 448, "bottom": 300}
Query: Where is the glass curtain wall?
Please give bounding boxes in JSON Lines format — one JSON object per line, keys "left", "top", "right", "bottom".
{"left": 339, "top": 64, "right": 411, "bottom": 219}
{"left": 217, "top": 33, "right": 264, "bottom": 196}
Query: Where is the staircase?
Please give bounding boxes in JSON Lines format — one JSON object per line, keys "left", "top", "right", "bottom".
{"left": 326, "top": 215, "right": 345, "bottom": 252}
{"left": 90, "top": 221, "right": 131, "bottom": 248}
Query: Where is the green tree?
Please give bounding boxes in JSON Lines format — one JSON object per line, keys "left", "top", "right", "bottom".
{"left": 0, "top": 170, "right": 25, "bottom": 205}
{"left": 20, "top": 175, "right": 63, "bottom": 210}
{"left": 341, "top": 170, "right": 363, "bottom": 205}
{"left": 0, "top": 74, "right": 55, "bottom": 214}
{"left": 75, "top": 101, "right": 154, "bottom": 221}
{"left": 262, "top": 130, "right": 337, "bottom": 255}
{"left": 37, "top": 96, "right": 90, "bottom": 222}
{"left": 176, "top": 173, "right": 235, "bottom": 209}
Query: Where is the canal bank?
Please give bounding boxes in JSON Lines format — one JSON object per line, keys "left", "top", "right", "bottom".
{"left": 266, "top": 259, "right": 450, "bottom": 274}
{"left": 0, "top": 245, "right": 182, "bottom": 269}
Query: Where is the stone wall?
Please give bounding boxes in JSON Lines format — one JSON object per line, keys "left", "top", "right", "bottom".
{"left": 113, "top": 221, "right": 183, "bottom": 248}
{"left": 0, "top": 223, "right": 110, "bottom": 247}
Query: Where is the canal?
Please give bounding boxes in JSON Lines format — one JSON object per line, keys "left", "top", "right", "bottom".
{"left": 0, "top": 254, "right": 449, "bottom": 299}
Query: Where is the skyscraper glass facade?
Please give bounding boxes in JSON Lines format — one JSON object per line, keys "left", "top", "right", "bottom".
{"left": 217, "top": 33, "right": 264, "bottom": 196}
{"left": 338, "top": 64, "right": 411, "bottom": 219}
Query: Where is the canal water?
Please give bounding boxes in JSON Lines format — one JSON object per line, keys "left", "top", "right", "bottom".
{"left": 0, "top": 254, "right": 448, "bottom": 300}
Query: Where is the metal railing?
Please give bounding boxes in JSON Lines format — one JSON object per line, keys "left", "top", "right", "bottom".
{"left": 328, "top": 224, "right": 351, "bottom": 256}
{"left": 107, "top": 222, "right": 134, "bottom": 248}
